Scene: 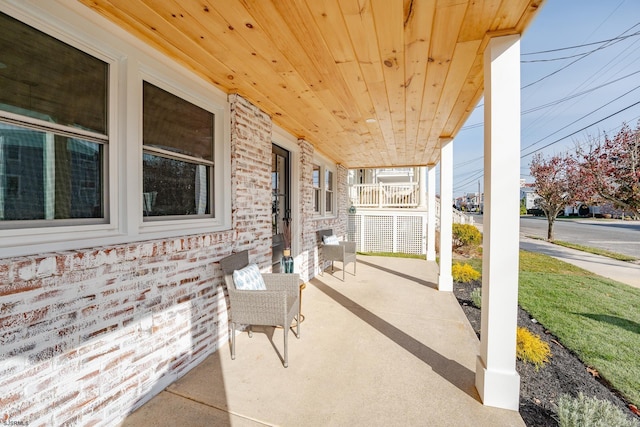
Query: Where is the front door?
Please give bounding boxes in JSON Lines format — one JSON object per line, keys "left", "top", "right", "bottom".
{"left": 272, "top": 144, "right": 290, "bottom": 272}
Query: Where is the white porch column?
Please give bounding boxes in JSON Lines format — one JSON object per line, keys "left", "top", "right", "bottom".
{"left": 418, "top": 166, "right": 427, "bottom": 208}
{"left": 438, "top": 138, "right": 453, "bottom": 291}
{"left": 426, "top": 165, "right": 436, "bottom": 261}
{"left": 475, "top": 34, "right": 521, "bottom": 411}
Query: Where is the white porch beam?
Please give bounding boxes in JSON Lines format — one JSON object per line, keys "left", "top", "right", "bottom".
{"left": 475, "top": 34, "right": 521, "bottom": 410}
{"left": 438, "top": 139, "right": 453, "bottom": 291}
{"left": 426, "top": 165, "right": 436, "bottom": 261}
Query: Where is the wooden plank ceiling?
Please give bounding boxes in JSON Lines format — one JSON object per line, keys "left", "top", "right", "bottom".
{"left": 78, "top": 0, "right": 543, "bottom": 168}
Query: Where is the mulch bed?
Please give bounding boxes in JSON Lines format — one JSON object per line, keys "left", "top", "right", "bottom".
{"left": 453, "top": 279, "right": 639, "bottom": 426}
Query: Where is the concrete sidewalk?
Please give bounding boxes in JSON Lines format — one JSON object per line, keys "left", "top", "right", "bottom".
{"left": 121, "top": 256, "right": 525, "bottom": 427}
{"left": 520, "top": 237, "right": 640, "bottom": 289}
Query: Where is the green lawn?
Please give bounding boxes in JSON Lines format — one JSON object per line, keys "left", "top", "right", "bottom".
{"left": 455, "top": 251, "right": 640, "bottom": 406}
{"left": 551, "top": 240, "right": 638, "bottom": 262}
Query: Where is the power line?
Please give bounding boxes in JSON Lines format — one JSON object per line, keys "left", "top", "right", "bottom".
{"left": 521, "top": 22, "right": 640, "bottom": 90}
{"left": 523, "top": 71, "right": 640, "bottom": 114}
{"left": 520, "top": 99, "right": 640, "bottom": 159}
{"left": 460, "top": 69, "right": 640, "bottom": 131}
{"left": 521, "top": 84, "right": 640, "bottom": 153}
{"left": 521, "top": 31, "right": 640, "bottom": 59}
{"left": 454, "top": 170, "right": 484, "bottom": 193}
{"left": 454, "top": 156, "right": 483, "bottom": 168}
{"left": 522, "top": 31, "right": 640, "bottom": 135}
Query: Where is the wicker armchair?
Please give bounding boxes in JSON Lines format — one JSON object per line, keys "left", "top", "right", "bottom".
{"left": 319, "top": 229, "right": 357, "bottom": 281}
{"left": 219, "top": 250, "right": 300, "bottom": 368}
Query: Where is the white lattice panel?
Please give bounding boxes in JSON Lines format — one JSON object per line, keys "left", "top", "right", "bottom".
{"left": 362, "top": 215, "right": 394, "bottom": 252}
{"left": 348, "top": 212, "right": 428, "bottom": 255}
{"left": 396, "top": 215, "right": 424, "bottom": 254}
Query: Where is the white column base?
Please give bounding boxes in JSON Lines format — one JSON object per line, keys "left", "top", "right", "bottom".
{"left": 437, "top": 272, "right": 453, "bottom": 292}
{"left": 476, "top": 356, "right": 521, "bottom": 410}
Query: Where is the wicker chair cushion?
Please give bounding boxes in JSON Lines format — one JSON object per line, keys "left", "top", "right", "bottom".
{"left": 322, "top": 234, "right": 339, "bottom": 245}
{"left": 232, "top": 263, "right": 267, "bottom": 290}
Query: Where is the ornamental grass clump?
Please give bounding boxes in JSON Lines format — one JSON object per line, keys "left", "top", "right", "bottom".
{"left": 556, "top": 392, "right": 640, "bottom": 427}
{"left": 470, "top": 287, "right": 482, "bottom": 309}
{"left": 516, "top": 326, "right": 551, "bottom": 370}
{"left": 452, "top": 263, "right": 480, "bottom": 283}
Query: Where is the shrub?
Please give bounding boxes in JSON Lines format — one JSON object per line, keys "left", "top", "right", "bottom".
{"left": 470, "top": 287, "right": 482, "bottom": 308}
{"left": 556, "top": 392, "right": 640, "bottom": 427}
{"left": 452, "top": 263, "right": 480, "bottom": 283}
{"left": 452, "top": 223, "right": 482, "bottom": 249}
{"left": 516, "top": 327, "right": 551, "bottom": 370}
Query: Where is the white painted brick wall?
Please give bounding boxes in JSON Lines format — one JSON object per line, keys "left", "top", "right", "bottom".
{"left": 297, "top": 139, "right": 349, "bottom": 279}
{"left": 0, "top": 233, "right": 234, "bottom": 426}
{"left": 229, "top": 94, "right": 273, "bottom": 268}
{"left": 0, "top": 93, "right": 348, "bottom": 426}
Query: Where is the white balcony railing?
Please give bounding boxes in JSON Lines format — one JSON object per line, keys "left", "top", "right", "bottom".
{"left": 349, "top": 182, "right": 419, "bottom": 208}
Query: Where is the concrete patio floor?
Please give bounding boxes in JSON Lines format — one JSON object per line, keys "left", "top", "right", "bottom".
{"left": 121, "top": 256, "right": 524, "bottom": 427}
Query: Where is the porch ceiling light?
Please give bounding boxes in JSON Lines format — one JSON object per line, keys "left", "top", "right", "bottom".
{"left": 365, "top": 118, "right": 376, "bottom": 123}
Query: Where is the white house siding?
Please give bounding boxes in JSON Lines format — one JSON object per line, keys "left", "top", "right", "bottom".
{"left": 0, "top": 92, "right": 348, "bottom": 424}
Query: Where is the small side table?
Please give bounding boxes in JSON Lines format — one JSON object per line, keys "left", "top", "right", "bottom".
{"left": 297, "top": 282, "right": 306, "bottom": 325}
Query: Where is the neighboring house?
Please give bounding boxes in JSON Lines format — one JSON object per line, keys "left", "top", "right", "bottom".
{"left": 520, "top": 186, "right": 539, "bottom": 214}
{"left": 348, "top": 167, "right": 473, "bottom": 255}
{"left": 0, "top": 1, "right": 542, "bottom": 424}
{"left": 349, "top": 167, "right": 424, "bottom": 208}
{"left": 455, "top": 192, "right": 483, "bottom": 212}
{"left": 348, "top": 167, "right": 428, "bottom": 255}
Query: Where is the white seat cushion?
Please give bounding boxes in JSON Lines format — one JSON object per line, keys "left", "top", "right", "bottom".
{"left": 323, "top": 234, "right": 339, "bottom": 245}
{"left": 233, "top": 263, "right": 267, "bottom": 290}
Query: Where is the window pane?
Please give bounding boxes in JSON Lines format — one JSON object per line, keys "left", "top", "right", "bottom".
{"left": 143, "top": 153, "right": 210, "bottom": 216}
{"left": 312, "top": 165, "right": 320, "bottom": 189}
{"left": 143, "top": 82, "right": 213, "bottom": 161}
{"left": 0, "top": 123, "right": 104, "bottom": 221}
{"left": 325, "top": 170, "right": 334, "bottom": 213}
{"left": 314, "top": 189, "right": 320, "bottom": 213}
{"left": 0, "top": 12, "right": 108, "bottom": 134}
{"left": 325, "top": 170, "right": 333, "bottom": 191}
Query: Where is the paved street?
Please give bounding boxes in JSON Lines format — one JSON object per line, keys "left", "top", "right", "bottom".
{"left": 519, "top": 216, "right": 640, "bottom": 259}
{"left": 473, "top": 214, "right": 640, "bottom": 259}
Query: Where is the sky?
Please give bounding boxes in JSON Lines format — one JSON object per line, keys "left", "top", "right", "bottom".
{"left": 451, "top": 0, "right": 640, "bottom": 197}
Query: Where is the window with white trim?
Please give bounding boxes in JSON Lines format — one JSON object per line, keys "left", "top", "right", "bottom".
{"left": 312, "top": 159, "right": 336, "bottom": 217}
{"left": 142, "top": 82, "right": 214, "bottom": 219}
{"left": 0, "top": 11, "right": 108, "bottom": 227}
{"left": 312, "top": 164, "right": 321, "bottom": 213}
{"left": 325, "top": 169, "right": 334, "bottom": 214}
{"left": 0, "top": 6, "right": 231, "bottom": 258}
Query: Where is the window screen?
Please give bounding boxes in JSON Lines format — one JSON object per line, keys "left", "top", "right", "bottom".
{"left": 0, "top": 12, "right": 108, "bottom": 225}
{"left": 142, "top": 82, "right": 214, "bottom": 218}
